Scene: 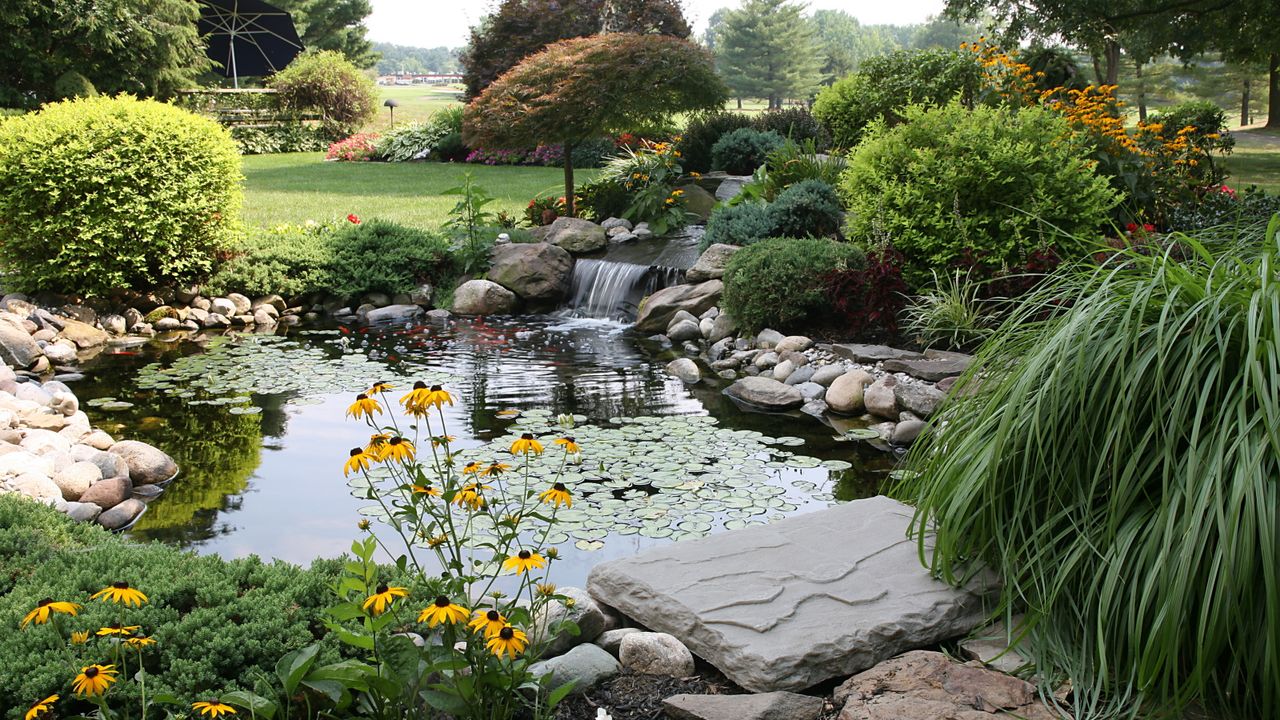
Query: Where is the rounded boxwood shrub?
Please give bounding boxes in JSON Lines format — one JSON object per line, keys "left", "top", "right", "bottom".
{"left": 270, "top": 50, "right": 377, "bottom": 137}
{"left": 722, "top": 237, "right": 866, "bottom": 332}
{"left": 701, "top": 202, "right": 775, "bottom": 251}
{"left": 0, "top": 95, "right": 242, "bottom": 296}
{"left": 767, "top": 179, "right": 844, "bottom": 238}
{"left": 677, "top": 111, "right": 754, "bottom": 173}
{"left": 842, "top": 103, "right": 1119, "bottom": 288}
{"left": 712, "top": 128, "right": 785, "bottom": 175}
{"left": 326, "top": 219, "right": 455, "bottom": 299}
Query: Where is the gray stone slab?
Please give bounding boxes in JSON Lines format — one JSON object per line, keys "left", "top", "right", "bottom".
{"left": 664, "top": 691, "right": 824, "bottom": 720}
{"left": 882, "top": 357, "right": 972, "bottom": 382}
{"left": 587, "top": 496, "right": 996, "bottom": 693}
{"left": 828, "top": 344, "right": 924, "bottom": 364}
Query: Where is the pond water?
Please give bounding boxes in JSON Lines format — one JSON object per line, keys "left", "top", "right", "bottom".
{"left": 72, "top": 315, "right": 895, "bottom": 586}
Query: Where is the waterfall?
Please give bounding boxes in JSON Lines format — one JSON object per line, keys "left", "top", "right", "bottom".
{"left": 562, "top": 259, "right": 684, "bottom": 322}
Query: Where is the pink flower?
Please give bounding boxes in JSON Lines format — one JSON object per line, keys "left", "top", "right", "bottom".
{"left": 347, "top": 214, "right": 360, "bottom": 224}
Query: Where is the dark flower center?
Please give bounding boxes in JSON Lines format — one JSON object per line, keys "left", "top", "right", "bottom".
{"left": 518, "top": 550, "right": 531, "bottom": 559}
{"left": 350, "top": 448, "right": 363, "bottom": 457}
{"left": 499, "top": 626, "right": 514, "bottom": 639}
{"left": 553, "top": 483, "right": 567, "bottom": 492}
{"left": 413, "top": 380, "right": 427, "bottom": 389}
{"left": 389, "top": 437, "right": 403, "bottom": 445}
{"left": 85, "top": 667, "right": 99, "bottom": 678}
{"left": 375, "top": 584, "right": 388, "bottom": 594}
{"left": 430, "top": 384, "right": 442, "bottom": 391}
{"left": 112, "top": 582, "right": 128, "bottom": 589}
{"left": 486, "top": 610, "right": 500, "bottom": 621}
{"left": 565, "top": 436, "right": 575, "bottom": 443}
{"left": 521, "top": 433, "right": 534, "bottom": 440}
{"left": 435, "top": 595, "right": 451, "bottom": 607}
{"left": 356, "top": 393, "right": 368, "bottom": 400}
{"left": 38, "top": 598, "right": 53, "bottom": 606}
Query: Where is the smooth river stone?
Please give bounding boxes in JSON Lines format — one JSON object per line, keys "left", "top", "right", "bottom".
{"left": 586, "top": 496, "right": 997, "bottom": 693}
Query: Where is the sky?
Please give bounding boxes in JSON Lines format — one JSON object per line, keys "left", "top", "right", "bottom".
{"left": 364, "top": 0, "right": 948, "bottom": 49}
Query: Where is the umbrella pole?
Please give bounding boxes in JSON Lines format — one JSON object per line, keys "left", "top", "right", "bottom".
{"left": 231, "top": 36, "right": 239, "bottom": 88}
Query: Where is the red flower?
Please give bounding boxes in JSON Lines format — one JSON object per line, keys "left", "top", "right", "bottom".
{"left": 1142, "top": 223, "right": 1156, "bottom": 233}
{"left": 347, "top": 214, "right": 360, "bottom": 224}
{"left": 1218, "top": 184, "right": 1237, "bottom": 197}
{"left": 1125, "top": 222, "right": 1139, "bottom": 233}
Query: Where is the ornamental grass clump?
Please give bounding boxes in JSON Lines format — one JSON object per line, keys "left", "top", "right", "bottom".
{"left": 895, "top": 217, "right": 1280, "bottom": 718}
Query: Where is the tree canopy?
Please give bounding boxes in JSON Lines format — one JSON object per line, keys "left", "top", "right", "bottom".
{"left": 274, "top": 0, "right": 378, "bottom": 69}
{"left": 715, "top": 0, "right": 823, "bottom": 108}
{"left": 464, "top": 33, "right": 726, "bottom": 215}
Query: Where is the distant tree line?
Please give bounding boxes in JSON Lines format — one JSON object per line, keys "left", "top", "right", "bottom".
{"left": 374, "top": 44, "right": 462, "bottom": 75}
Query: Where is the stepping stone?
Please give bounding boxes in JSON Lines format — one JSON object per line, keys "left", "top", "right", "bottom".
{"left": 587, "top": 496, "right": 997, "bottom": 693}
{"left": 881, "top": 357, "right": 972, "bottom": 382}
{"left": 663, "top": 691, "right": 824, "bottom": 720}
{"left": 827, "top": 343, "right": 924, "bottom": 364}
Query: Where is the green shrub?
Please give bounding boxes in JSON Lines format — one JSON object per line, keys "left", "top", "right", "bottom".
{"left": 722, "top": 237, "right": 865, "bottom": 332}
{"left": 433, "top": 131, "right": 470, "bottom": 162}
{"left": 0, "top": 95, "right": 242, "bottom": 296}
{"left": 701, "top": 202, "right": 775, "bottom": 251}
{"left": 53, "top": 71, "right": 96, "bottom": 99}
{"left": 767, "top": 179, "right": 844, "bottom": 238}
{"left": 711, "top": 128, "right": 785, "bottom": 175}
{"left": 575, "top": 177, "right": 632, "bottom": 222}
{"left": 207, "top": 221, "right": 336, "bottom": 299}
{"left": 326, "top": 219, "right": 454, "bottom": 298}
{"left": 270, "top": 50, "right": 377, "bottom": 137}
{"left": 230, "top": 123, "right": 331, "bottom": 155}
{"left": 762, "top": 139, "right": 847, "bottom": 197}
{"left": 1167, "top": 186, "right": 1280, "bottom": 232}
{"left": 677, "top": 111, "right": 754, "bottom": 172}
{"left": 1148, "top": 100, "right": 1235, "bottom": 148}
{"left": 377, "top": 121, "right": 451, "bottom": 162}
{"left": 895, "top": 222, "right": 1280, "bottom": 718}
{"left": 902, "top": 269, "right": 995, "bottom": 350}
{"left": 813, "top": 48, "right": 982, "bottom": 149}
{"left": 842, "top": 103, "right": 1118, "bottom": 287}
{"left": 752, "top": 108, "right": 826, "bottom": 149}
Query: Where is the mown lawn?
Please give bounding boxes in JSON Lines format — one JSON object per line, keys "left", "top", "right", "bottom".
{"left": 1222, "top": 126, "right": 1280, "bottom": 193}
{"left": 365, "top": 85, "right": 463, "bottom": 133}
{"left": 241, "top": 153, "right": 583, "bottom": 229}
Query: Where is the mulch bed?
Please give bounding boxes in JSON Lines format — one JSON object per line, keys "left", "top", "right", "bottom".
{"left": 554, "top": 666, "right": 741, "bottom": 720}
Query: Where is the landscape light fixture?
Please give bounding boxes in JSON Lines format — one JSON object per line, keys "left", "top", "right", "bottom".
{"left": 384, "top": 98, "right": 400, "bottom": 127}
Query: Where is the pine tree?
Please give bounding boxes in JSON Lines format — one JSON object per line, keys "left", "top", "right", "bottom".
{"left": 715, "top": 0, "right": 823, "bottom": 109}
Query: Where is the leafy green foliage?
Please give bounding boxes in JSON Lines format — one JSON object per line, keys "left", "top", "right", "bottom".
{"left": 752, "top": 108, "right": 827, "bottom": 148}
{"left": 762, "top": 139, "right": 848, "bottom": 197}
{"left": 207, "top": 222, "right": 336, "bottom": 299}
{"left": 766, "top": 179, "right": 844, "bottom": 238}
{"left": 0, "top": 95, "right": 242, "bottom": 296}
{"left": 327, "top": 220, "right": 455, "bottom": 298}
{"left": 377, "top": 121, "right": 451, "bottom": 162}
{"left": 676, "top": 111, "right": 754, "bottom": 173}
{"left": 574, "top": 177, "right": 633, "bottom": 222}
{"left": 713, "top": 0, "right": 823, "bottom": 108}
{"left": 52, "top": 71, "right": 96, "bottom": 99}
{"left": 443, "top": 174, "right": 498, "bottom": 275}
{"left": 1166, "top": 186, "right": 1280, "bottom": 232}
{"left": 895, "top": 220, "right": 1280, "bottom": 718}
{"left": 722, "top": 237, "right": 865, "bottom": 332}
{"left": 1147, "top": 100, "right": 1236, "bottom": 149}
{"left": 702, "top": 203, "right": 775, "bottom": 251}
{"left": 902, "top": 269, "right": 995, "bottom": 350}
{"left": 842, "top": 103, "right": 1119, "bottom": 287}
{"left": 711, "top": 128, "right": 785, "bottom": 175}
{"left": 812, "top": 48, "right": 983, "bottom": 149}
{"left": 230, "top": 124, "right": 331, "bottom": 155}
{"left": 270, "top": 50, "right": 378, "bottom": 137}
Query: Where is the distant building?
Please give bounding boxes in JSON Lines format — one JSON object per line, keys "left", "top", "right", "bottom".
{"left": 377, "top": 73, "right": 463, "bottom": 86}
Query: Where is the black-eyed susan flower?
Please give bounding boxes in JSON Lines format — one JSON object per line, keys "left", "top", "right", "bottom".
{"left": 538, "top": 482, "right": 573, "bottom": 508}
{"left": 124, "top": 636, "right": 157, "bottom": 649}
{"left": 365, "top": 381, "right": 394, "bottom": 395}
{"left": 486, "top": 624, "right": 529, "bottom": 659}
{"left": 90, "top": 582, "right": 148, "bottom": 607}
{"left": 357, "top": 518, "right": 372, "bottom": 531}
{"left": 192, "top": 700, "right": 237, "bottom": 718}
{"left": 411, "top": 483, "right": 441, "bottom": 497}
{"left": 481, "top": 461, "right": 510, "bottom": 477}
{"left": 96, "top": 624, "right": 140, "bottom": 637}
{"left": 536, "top": 582, "right": 558, "bottom": 598}
{"left": 20, "top": 598, "right": 81, "bottom": 628}
{"left": 362, "top": 584, "right": 408, "bottom": 616}
{"left": 468, "top": 608, "right": 507, "bottom": 638}
{"left": 510, "top": 433, "right": 543, "bottom": 456}
{"left": 453, "top": 483, "right": 491, "bottom": 510}
{"left": 462, "top": 461, "right": 481, "bottom": 475}
{"left": 365, "top": 433, "right": 391, "bottom": 459}
{"left": 418, "top": 596, "right": 468, "bottom": 627}
{"left": 400, "top": 381, "right": 452, "bottom": 414}
{"left": 345, "top": 393, "right": 382, "bottom": 420}
{"left": 554, "top": 436, "right": 580, "bottom": 453}
{"left": 70, "top": 631, "right": 90, "bottom": 645}
{"left": 71, "top": 664, "right": 117, "bottom": 696}
{"left": 503, "top": 550, "right": 546, "bottom": 575}
{"left": 383, "top": 436, "right": 415, "bottom": 463}
{"left": 426, "top": 534, "right": 448, "bottom": 548}
{"left": 344, "top": 447, "right": 374, "bottom": 476}
{"left": 430, "top": 435, "right": 456, "bottom": 448}
{"left": 25, "top": 694, "right": 57, "bottom": 720}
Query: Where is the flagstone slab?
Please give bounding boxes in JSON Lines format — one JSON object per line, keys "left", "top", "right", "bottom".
{"left": 586, "top": 496, "right": 997, "bottom": 692}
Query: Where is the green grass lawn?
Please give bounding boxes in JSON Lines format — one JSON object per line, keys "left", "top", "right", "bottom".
{"left": 365, "top": 85, "right": 463, "bottom": 133}
{"left": 1222, "top": 127, "right": 1280, "bottom": 194}
{"left": 241, "top": 152, "right": 578, "bottom": 229}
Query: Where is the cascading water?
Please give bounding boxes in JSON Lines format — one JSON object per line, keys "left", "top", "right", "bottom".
{"left": 562, "top": 259, "right": 684, "bottom": 322}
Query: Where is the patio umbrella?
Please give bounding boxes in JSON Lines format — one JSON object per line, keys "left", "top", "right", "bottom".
{"left": 197, "top": 0, "right": 304, "bottom": 88}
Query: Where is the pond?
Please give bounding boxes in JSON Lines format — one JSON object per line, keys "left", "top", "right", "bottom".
{"left": 73, "top": 315, "right": 895, "bottom": 586}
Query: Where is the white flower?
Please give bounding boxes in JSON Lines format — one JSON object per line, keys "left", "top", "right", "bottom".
{"left": 595, "top": 710, "right": 613, "bottom": 720}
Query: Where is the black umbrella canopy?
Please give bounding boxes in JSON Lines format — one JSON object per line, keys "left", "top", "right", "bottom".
{"left": 197, "top": 0, "right": 304, "bottom": 86}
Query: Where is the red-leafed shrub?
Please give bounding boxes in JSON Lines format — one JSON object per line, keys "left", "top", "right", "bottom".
{"left": 824, "top": 244, "right": 908, "bottom": 338}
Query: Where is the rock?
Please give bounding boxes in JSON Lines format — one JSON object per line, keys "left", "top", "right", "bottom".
{"left": 227, "top": 293, "right": 253, "bottom": 315}
{"left": 545, "top": 217, "right": 607, "bottom": 254}
{"left": 784, "top": 365, "right": 815, "bottom": 386}
{"left": 667, "top": 320, "right": 703, "bottom": 343}
{"left": 755, "top": 329, "right": 784, "bottom": 349}
{"left": 211, "top": 298, "right": 236, "bottom": 316}
{"left": 204, "top": 313, "right": 231, "bottom": 328}
{"left": 58, "top": 318, "right": 109, "bottom": 348}
{"left": 588, "top": 497, "right": 997, "bottom": 693}
{"left": 882, "top": 356, "right": 973, "bottom": 382}
{"left": 769, "top": 360, "right": 793, "bottom": 381}
{"left": 83, "top": 430, "right": 115, "bottom": 450}
{"left": 528, "top": 643, "right": 619, "bottom": 695}
{"left": 42, "top": 342, "right": 77, "bottom": 365}
{"left": 632, "top": 222, "right": 653, "bottom": 240}
{"left": 800, "top": 399, "right": 828, "bottom": 416}
{"left": 78, "top": 475, "right": 132, "bottom": 510}
{"left": 894, "top": 383, "right": 945, "bottom": 419}
{"left": 537, "top": 586, "right": 607, "bottom": 656}
{"left": 365, "top": 304, "right": 425, "bottom": 325}
{"left": 71, "top": 445, "right": 128, "bottom": 479}
{"left": 890, "top": 420, "right": 926, "bottom": 446}
{"left": 451, "top": 280, "right": 517, "bottom": 316}
{"left": 686, "top": 244, "right": 741, "bottom": 284}
{"left": 833, "top": 650, "right": 1058, "bottom": 720}
{"left": 708, "top": 312, "right": 739, "bottom": 343}
{"left": 252, "top": 308, "right": 278, "bottom": 326}
{"left": 825, "top": 370, "right": 874, "bottom": 415}
{"left": 724, "top": 377, "right": 803, "bottom": 411}
{"left": 810, "top": 364, "right": 847, "bottom": 387}
{"left": 97, "top": 498, "right": 145, "bottom": 530}
{"left": 795, "top": 382, "right": 826, "bottom": 401}
{"left": 410, "top": 283, "right": 434, "bottom": 306}
{"left": 52, "top": 461, "right": 100, "bottom": 499}
{"left": 601, "top": 217, "right": 633, "bottom": 232}
{"left": 829, "top": 344, "right": 924, "bottom": 364}
{"left": 175, "top": 284, "right": 201, "bottom": 304}
{"left": 959, "top": 618, "right": 1032, "bottom": 674}
{"left": 634, "top": 280, "right": 723, "bottom": 333}
{"left": 752, "top": 352, "right": 779, "bottom": 370}
{"left": 65, "top": 501, "right": 103, "bottom": 522}
{"left": 664, "top": 692, "right": 824, "bottom": 720}
{"left": 154, "top": 317, "right": 182, "bottom": 331}
{"left": 669, "top": 310, "right": 698, "bottom": 327}
{"left": 863, "top": 376, "right": 899, "bottom": 419}
{"left": 666, "top": 358, "right": 702, "bottom": 384}
{"left": 935, "top": 376, "right": 958, "bottom": 394}
{"left": 619, "top": 631, "right": 695, "bottom": 676}
{"left": 487, "top": 243, "right": 574, "bottom": 302}
{"left": 714, "top": 176, "right": 751, "bottom": 202}
{"left": 15, "top": 383, "right": 55, "bottom": 408}
{"left": 774, "top": 336, "right": 813, "bottom": 354}
{"left": 21, "top": 429, "right": 71, "bottom": 455}
{"left": 109, "top": 440, "right": 177, "bottom": 485}
{"left": 23, "top": 412, "right": 68, "bottom": 431}
{"left": 186, "top": 307, "right": 211, "bottom": 325}
{"left": 0, "top": 450, "right": 54, "bottom": 477}
{"left": 0, "top": 323, "right": 42, "bottom": 367}
{"left": 594, "top": 628, "right": 642, "bottom": 656}
{"left": 610, "top": 231, "right": 638, "bottom": 244}
{"left": 11, "top": 473, "right": 62, "bottom": 502}
{"left": 676, "top": 183, "right": 718, "bottom": 223}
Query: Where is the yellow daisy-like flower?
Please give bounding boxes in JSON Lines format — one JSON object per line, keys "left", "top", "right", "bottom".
{"left": 345, "top": 393, "right": 382, "bottom": 420}
{"left": 486, "top": 625, "right": 529, "bottom": 660}
{"left": 70, "top": 631, "right": 90, "bottom": 645}
{"left": 365, "top": 381, "right": 395, "bottom": 395}
{"left": 383, "top": 436, "right": 415, "bottom": 463}
{"left": 481, "top": 462, "right": 511, "bottom": 477}
{"left": 538, "top": 482, "right": 573, "bottom": 509}
{"left": 453, "top": 482, "right": 491, "bottom": 510}
{"left": 344, "top": 447, "right": 375, "bottom": 476}
{"left": 357, "top": 518, "right": 372, "bottom": 531}
{"left": 362, "top": 584, "right": 409, "bottom": 616}
{"left": 71, "top": 664, "right": 117, "bottom": 697}
{"left": 510, "top": 432, "right": 543, "bottom": 456}
{"left": 96, "top": 624, "right": 140, "bottom": 637}
{"left": 192, "top": 700, "right": 238, "bottom": 718}
{"left": 25, "top": 694, "right": 58, "bottom": 720}
{"left": 365, "top": 433, "right": 391, "bottom": 459}
{"left": 430, "top": 434, "right": 456, "bottom": 448}
{"left": 462, "top": 461, "right": 481, "bottom": 475}
{"left": 124, "top": 636, "right": 157, "bottom": 649}
{"left": 553, "top": 436, "right": 580, "bottom": 454}
{"left": 411, "top": 483, "right": 441, "bottom": 497}
{"left": 426, "top": 534, "right": 448, "bottom": 548}
{"left": 418, "top": 596, "right": 469, "bottom": 627}
{"left": 468, "top": 608, "right": 507, "bottom": 638}
{"left": 399, "top": 381, "right": 453, "bottom": 415}
{"left": 20, "top": 598, "right": 81, "bottom": 628}
{"left": 503, "top": 550, "right": 546, "bottom": 575}
{"left": 536, "top": 582, "right": 558, "bottom": 597}
{"left": 90, "top": 582, "right": 148, "bottom": 607}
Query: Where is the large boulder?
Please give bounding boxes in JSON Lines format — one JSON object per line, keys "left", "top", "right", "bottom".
{"left": 685, "top": 244, "right": 741, "bottom": 284}
{"left": 825, "top": 369, "right": 874, "bottom": 415}
{"left": 364, "top": 304, "right": 425, "bottom": 325}
{"left": 451, "top": 280, "right": 517, "bottom": 316}
{"left": 536, "top": 586, "right": 607, "bottom": 656}
{"left": 108, "top": 440, "right": 177, "bottom": 485}
{"left": 676, "top": 183, "right": 718, "bottom": 223}
{"left": 52, "top": 461, "right": 101, "bottom": 500}
{"left": 545, "top": 217, "right": 607, "bottom": 254}
{"left": 0, "top": 323, "right": 42, "bottom": 367}
{"left": 487, "top": 242, "right": 574, "bottom": 302}
{"left": 527, "top": 643, "right": 619, "bottom": 695}
{"left": 829, "top": 344, "right": 924, "bottom": 364}
{"left": 97, "top": 498, "right": 146, "bottom": 530}
{"left": 894, "top": 382, "right": 946, "bottom": 419}
{"left": 58, "top": 318, "right": 109, "bottom": 349}
{"left": 78, "top": 475, "right": 132, "bottom": 510}
{"left": 724, "top": 377, "right": 803, "bottom": 411}
{"left": 863, "top": 376, "right": 899, "bottom": 419}
{"left": 635, "top": 280, "right": 723, "bottom": 333}
{"left": 619, "top": 631, "right": 696, "bottom": 676}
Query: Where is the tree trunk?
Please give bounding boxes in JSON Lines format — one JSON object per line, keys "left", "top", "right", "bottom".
{"left": 1092, "top": 53, "right": 1105, "bottom": 85}
{"left": 736, "top": 97, "right": 742, "bottom": 110}
{"left": 1135, "top": 61, "right": 1147, "bottom": 122}
{"left": 1103, "top": 39, "right": 1121, "bottom": 86}
{"left": 563, "top": 141, "right": 575, "bottom": 217}
{"left": 1242, "top": 76, "right": 1251, "bottom": 127}
{"left": 1268, "top": 52, "right": 1280, "bottom": 129}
